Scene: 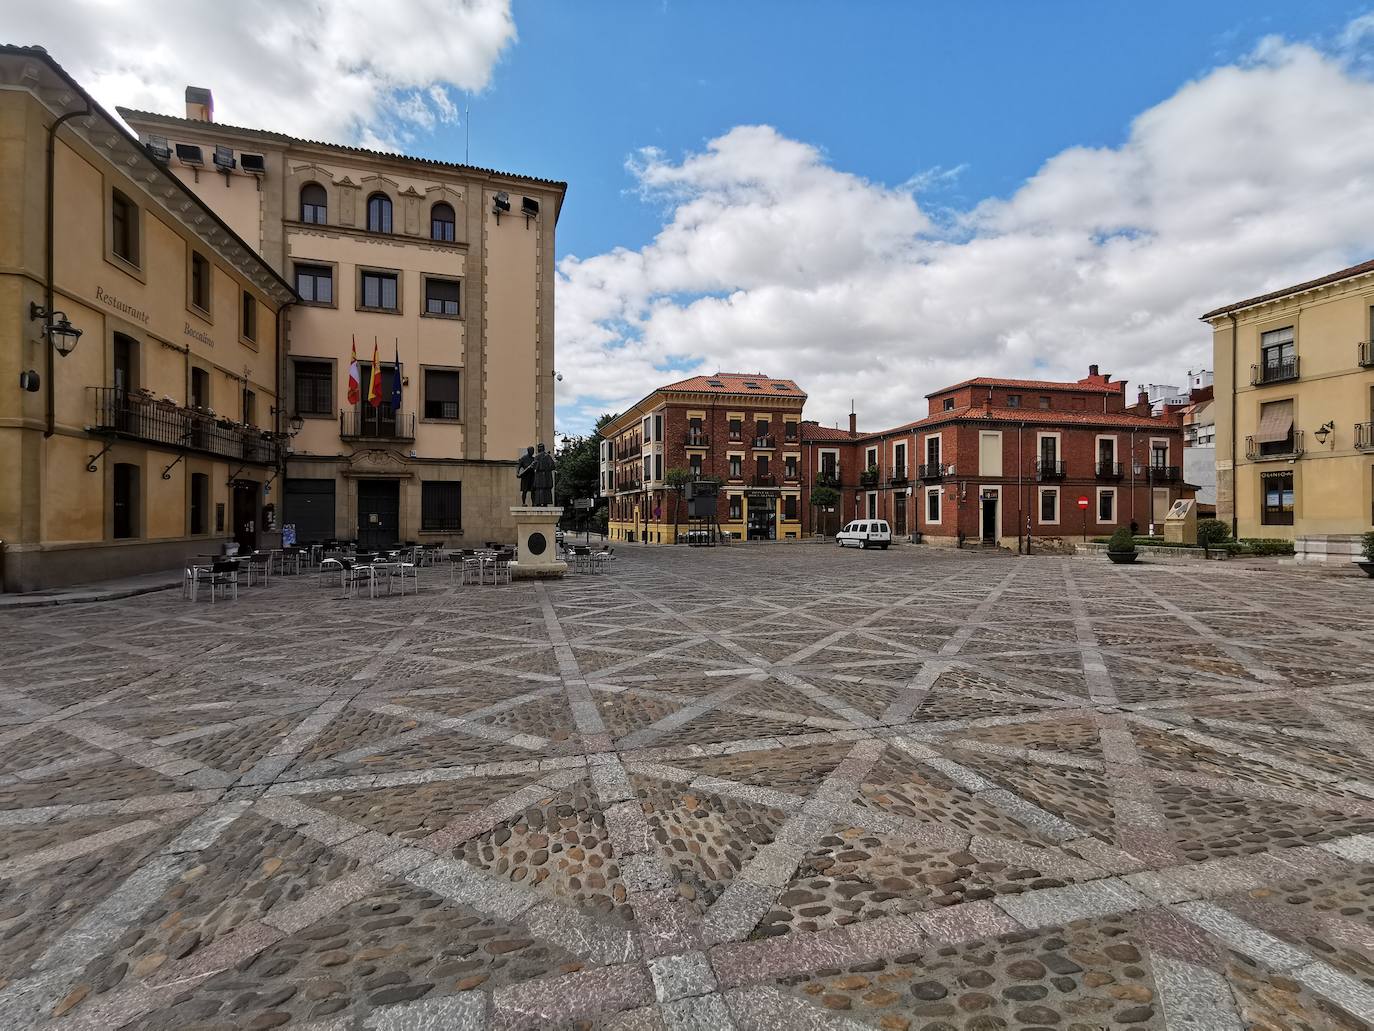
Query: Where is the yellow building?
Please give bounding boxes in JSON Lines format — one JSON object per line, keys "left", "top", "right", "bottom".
{"left": 120, "top": 91, "right": 565, "bottom": 549}
{"left": 0, "top": 47, "right": 295, "bottom": 591}
{"left": 1204, "top": 257, "right": 1374, "bottom": 562}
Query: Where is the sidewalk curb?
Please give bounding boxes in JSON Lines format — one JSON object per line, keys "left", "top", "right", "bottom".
{"left": 0, "top": 580, "right": 180, "bottom": 610}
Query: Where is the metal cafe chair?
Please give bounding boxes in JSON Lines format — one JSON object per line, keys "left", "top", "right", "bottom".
{"left": 244, "top": 551, "right": 272, "bottom": 587}
{"left": 205, "top": 560, "right": 240, "bottom": 603}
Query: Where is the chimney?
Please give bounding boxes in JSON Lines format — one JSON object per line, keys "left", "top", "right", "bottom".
{"left": 1137, "top": 390, "right": 1150, "bottom": 409}
{"left": 185, "top": 86, "right": 214, "bottom": 123}
{"left": 847, "top": 411, "right": 857, "bottom": 438}
{"left": 1088, "top": 364, "right": 1099, "bottom": 378}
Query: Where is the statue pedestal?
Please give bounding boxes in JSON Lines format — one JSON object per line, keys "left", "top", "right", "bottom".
{"left": 508, "top": 506, "right": 567, "bottom": 580}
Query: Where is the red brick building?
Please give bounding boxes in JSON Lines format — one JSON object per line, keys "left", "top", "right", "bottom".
{"left": 600, "top": 374, "right": 807, "bottom": 542}
{"left": 802, "top": 366, "right": 1188, "bottom": 547}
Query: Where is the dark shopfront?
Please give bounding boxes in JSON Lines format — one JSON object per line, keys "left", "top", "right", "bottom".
{"left": 746, "top": 492, "right": 777, "bottom": 541}
{"left": 357, "top": 478, "right": 401, "bottom": 550}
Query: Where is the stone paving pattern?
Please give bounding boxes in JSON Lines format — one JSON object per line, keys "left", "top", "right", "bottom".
{"left": 0, "top": 545, "right": 1372, "bottom": 1029}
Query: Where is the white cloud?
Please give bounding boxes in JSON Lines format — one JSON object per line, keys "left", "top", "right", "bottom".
{"left": 8, "top": 0, "right": 515, "bottom": 145}
{"left": 556, "top": 26, "right": 1374, "bottom": 433}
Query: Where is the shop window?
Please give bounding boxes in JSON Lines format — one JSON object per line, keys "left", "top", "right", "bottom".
{"left": 1261, "top": 472, "right": 1294, "bottom": 525}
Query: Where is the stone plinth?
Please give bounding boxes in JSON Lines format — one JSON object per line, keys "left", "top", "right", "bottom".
{"left": 508, "top": 506, "right": 567, "bottom": 580}
{"left": 1163, "top": 498, "right": 1197, "bottom": 545}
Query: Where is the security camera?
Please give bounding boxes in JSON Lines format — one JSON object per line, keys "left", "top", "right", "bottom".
{"left": 555, "top": 372, "right": 563, "bottom": 382}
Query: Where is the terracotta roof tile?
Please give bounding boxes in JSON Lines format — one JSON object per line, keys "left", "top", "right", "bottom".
{"left": 927, "top": 376, "right": 1122, "bottom": 397}
{"left": 800, "top": 423, "right": 860, "bottom": 441}
{"left": 1200, "top": 257, "right": 1374, "bottom": 320}
{"left": 660, "top": 373, "right": 807, "bottom": 397}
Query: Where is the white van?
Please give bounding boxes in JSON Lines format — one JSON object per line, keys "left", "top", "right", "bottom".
{"left": 836, "top": 520, "right": 892, "bottom": 549}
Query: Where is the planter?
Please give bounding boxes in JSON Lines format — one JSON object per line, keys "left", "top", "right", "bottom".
{"left": 1106, "top": 551, "right": 1138, "bottom": 564}
{"left": 1358, "top": 561, "right": 1374, "bottom": 579}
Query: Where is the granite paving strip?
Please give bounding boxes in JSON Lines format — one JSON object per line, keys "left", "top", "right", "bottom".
{"left": 0, "top": 818, "right": 163, "bottom": 877}
{"left": 490, "top": 962, "right": 653, "bottom": 1028}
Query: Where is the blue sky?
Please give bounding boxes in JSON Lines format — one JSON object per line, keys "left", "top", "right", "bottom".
{"left": 20, "top": 0, "right": 1374, "bottom": 432}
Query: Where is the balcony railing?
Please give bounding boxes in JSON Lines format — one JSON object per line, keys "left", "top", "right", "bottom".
{"left": 816, "top": 468, "right": 840, "bottom": 488}
{"left": 889, "top": 466, "right": 909, "bottom": 485}
{"left": 1035, "top": 459, "right": 1066, "bottom": 480}
{"left": 917, "top": 462, "right": 944, "bottom": 481}
{"left": 859, "top": 469, "right": 879, "bottom": 489}
{"left": 752, "top": 436, "right": 775, "bottom": 449}
{"left": 1146, "top": 464, "right": 1182, "bottom": 482}
{"left": 92, "top": 388, "right": 281, "bottom": 465}
{"left": 1355, "top": 422, "right": 1373, "bottom": 450}
{"left": 1251, "top": 358, "right": 1300, "bottom": 385}
{"left": 751, "top": 473, "right": 778, "bottom": 487}
{"left": 684, "top": 433, "right": 710, "bottom": 447}
{"left": 340, "top": 405, "right": 416, "bottom": 441}
{"left": 1095, "top": 460, "right": 1123, "bottom": 479}
{"left": 1360, "top": 341, "right": 1374, "bottom": 368}
{"left": 1245, "top": 430, "right": 1305, "bottom": 462}
{"left": 617, "top": 478, "right": 642, "bottom": 492}
{"left": 784, "top": 469, "right": 800, "bottom": 481}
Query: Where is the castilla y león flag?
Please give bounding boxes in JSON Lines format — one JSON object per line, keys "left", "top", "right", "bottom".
{"left": 346, "top": 337, "right": 360, "bottom": 405}
{"left": 368, "top": 338, "right": 382, "bottom": 407}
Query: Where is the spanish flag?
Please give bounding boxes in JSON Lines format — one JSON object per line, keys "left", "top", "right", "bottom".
{"left": 346, "top": 336, "right": 360, "bottom": 405}
{"left": 368, "top": 338, "right": 382, "bottom": 408}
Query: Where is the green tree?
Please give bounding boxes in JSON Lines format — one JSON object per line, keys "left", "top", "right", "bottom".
{"left": 555, "top": 413, "right": 618, "bottom": 523}
{"left": 663, "top": 467, "right": 694, "bottom": 543}
{"left": 810, "top": 485, "right": 840, "bottom": 537}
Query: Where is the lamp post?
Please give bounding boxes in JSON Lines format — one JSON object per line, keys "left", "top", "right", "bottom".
{"left": 29, "top": 303, "right": 82, "bottom": 356}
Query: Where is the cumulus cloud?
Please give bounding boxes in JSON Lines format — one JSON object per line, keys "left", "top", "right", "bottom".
{"left": 556, "top": 28, "right": 1374, "bottom": 433}
{"left": 7, "top": 0, "right": 514, "bottom": 146}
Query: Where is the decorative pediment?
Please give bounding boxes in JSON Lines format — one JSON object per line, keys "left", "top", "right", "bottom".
{"left": 424, "top": 185, "right": 463, "bottom": 202}
{"left": 335, "top": 175, "right": 359, "bottom": 188}
{"left": 359, "top": 173, "right": 399, "bottom": 188}
{"left": 399, "top": 185, "right": 423, "bottom": 198}
{"left": 290, "top": 161, "right": 336, "bottom": 180}
{"left": 343, "top": 448, "right": 414, "bottom": 478}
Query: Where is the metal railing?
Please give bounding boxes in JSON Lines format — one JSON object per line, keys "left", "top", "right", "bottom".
{"left": 92, "top": 387, "right": 281, "bottom": 464}
{"left": 1095, "top": 460, "right": 1123, "bottom": 479}
{"left": 340, "top": 406, "right": 415, "bottom": 440}
{"left": 1245, "top": 430, "right": 1305, "bottom": 461}
{"left": 751, "top": 473, "right": 778, "bottom": 487}
{"left": 1360, "top": 341, "right": 1374, "bottom": 368}
{"left": 917, "top": 463, "right": 944, "bottom": 481}
{"left": 889, "top": 465, "right": 908, "bottom": 485}
{"left": 859, "top": 469, "right": 879, "bottom": 488}
{"left": 1035, "top": 459, "right": 1066, "bottom": 480}
{"left": 1355, "top": 422, "right": 1373, "bottom": 450}
{"left": 816, "top": 468, "right": 840, "bottom": 488}
{"left": 1147, "top": 464, "right": 1183, "bottom": 482}
{"left": 751, "top": 435, "right": 775, "bottom": 449}
{"left": 684, "top": 432, "right": 710, "bottom": 446}
{"left": 783, "top": 468, "right": 800, "bottom": 481}
{"left": 1251, "top": 358, "right": 1300, "bottom": 385}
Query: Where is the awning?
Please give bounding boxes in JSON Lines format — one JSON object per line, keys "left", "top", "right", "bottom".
{"left": 1253, "top": 400, "right": 1293, "bottom": 444}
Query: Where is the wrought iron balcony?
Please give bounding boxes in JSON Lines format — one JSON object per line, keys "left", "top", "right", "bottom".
{"left": 1245, "top": 430, "right": 1305, "bottom": 462}
{"left": 340, "top": 406, "right": 415, "bottom": 441}
{"left": 1146, "top": 464, "right": 1183, "bottom": 482}
{"left": 92, "top": 387, "right": 281, "bottom": 465}
{"left": 684, "top": 432, "right": 710, "bottom": 447}
{"left": 1251, "top": 358, "right": 1299, "bottom": 386}
{"left": 1355, "top": 422, "right": 1373, "bottom": 451}
{"left": 751, "top": 473, "right": 778, "bottom": 487}
{"left": 1035, "top": 459, "right": 1066, "bottom": 480}
{"left": 859, "top": 469, "right": 880, "bottom": 489}
{"left": 783, "top": 468, "right": 800, "bottom": 481}
{"left": 751, "top": 435, "right": 775, "bottom": 449}
{"left": 1360, "top": 341, "right": 1374, "bottom": 368}
{"left": 617, "top": 478, "right": 642, "bottom": 492}
{"left": 1095, "top": 460, "right": 1124, "bottom": 479}
{"left": 889, "top": 465, "right": 909, "bottom": 485}
{"left": 816, "top": 467, "right": 841, "bottom": 488}
{"left": 917, "top": 463, "right": 944, "bottom": 482}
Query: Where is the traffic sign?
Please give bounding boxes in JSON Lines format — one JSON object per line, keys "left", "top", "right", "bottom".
{"left": 1077, "top": 495, "right": 1090, "bottom": 509}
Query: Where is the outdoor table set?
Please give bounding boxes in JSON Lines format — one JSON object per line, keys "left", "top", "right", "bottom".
{"left": 447, "top": 548, "right": 513, "bottom": 586}
{"left": 183, "top": 544, "right": 321, "bottom": 603}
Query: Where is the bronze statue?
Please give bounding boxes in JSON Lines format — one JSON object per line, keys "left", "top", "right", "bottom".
{"left": 531, "top": 442, "right": 555, "bottom": 507}
{"left": 516, "top": 446, "right": 536, "bottom": 505}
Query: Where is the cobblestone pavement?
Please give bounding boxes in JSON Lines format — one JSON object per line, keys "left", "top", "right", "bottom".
{"left": 1, "top": 545, "right": 1373, "bottom": 1030}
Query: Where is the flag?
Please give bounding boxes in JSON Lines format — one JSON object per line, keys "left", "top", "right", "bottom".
{"left": 392, "top": 338, "right": 402, "bottom": 413}
{"left": 368, "top": 338, "right": 382, "bottom": 408}
{"left": 346, "top": 337, "right": 360, "bottom": 406}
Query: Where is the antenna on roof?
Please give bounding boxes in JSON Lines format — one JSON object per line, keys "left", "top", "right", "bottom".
{"left": 464, "top": 94, "right": 471, "bottom": 164}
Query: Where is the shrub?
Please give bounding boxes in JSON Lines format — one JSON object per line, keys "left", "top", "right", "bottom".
{"left": 1197, "top": 519, "right": 1231, "bottom": 548}
{"left": 1235, "top": 538, "right": 1295, "bottom": 557}
{"left": 1107, "top": 527, "right": 1136, "bottom": 553}
{"left": 1362, "top": 531, "right": 1374, "bottom": 562}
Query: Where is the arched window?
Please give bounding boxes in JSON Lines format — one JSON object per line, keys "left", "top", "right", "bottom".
{"left": 430, "top": 201, "right": 455, "bottom": 242}
{"left": 366, "top": 192, "right": 392, "bottom": 234}
{"left": 300, "top": 183, "right": 327, "bottom": 224}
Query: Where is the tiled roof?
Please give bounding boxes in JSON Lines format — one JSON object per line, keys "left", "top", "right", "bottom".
{"left": 800, "top": 423, "right": 860, "bottom": 441}
{"left": 115, "top": 106, "right": 568, "bottom": 195}
{"left": 1200, "top": 256, "right": 1374, "bottom": 319}
{"left": 883, "top": 406, "right": 1180, "bottom": 435}
{"left": 927, "top": 376, "right": 1122, "bottom": 397}
{"left": 660, "top": 373, "right": 807, "bottom": 397}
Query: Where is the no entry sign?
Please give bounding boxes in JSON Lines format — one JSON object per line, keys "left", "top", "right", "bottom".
{"left": 1077, "top": 495, "right": 1090, "bottom": 509}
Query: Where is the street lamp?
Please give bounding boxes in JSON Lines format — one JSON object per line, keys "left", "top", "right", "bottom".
{"left": 29, "top": 302, "right": 82, "bottom": 356}
{"left": 1314, "top": 421, "right": 1335, "bottom": 446}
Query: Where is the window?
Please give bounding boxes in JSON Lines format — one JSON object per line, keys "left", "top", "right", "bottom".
{"left": 1098, "top": 489, "right": 1115, "bottom": 523}
{"left": 688, "top": 454, "right": 702, "bottom": 477}
{"left": 655, "top": 454, "right": 664, "bottom": 481}
{"left": 367, "top": 192, "right": 393, "bottom": 233}
{"left": 361, "top": 270, "right": 399, "bottom": 311}
{"left": 729, "top": 496, "right": 742, "bottom": 520}
{"left": 1039, "top": 396, "right": 1051, "bottom": 409}
{"left": 943, "top": 397, "right": 955, "bottom": 411}
{"left": 431, "top": 202, "right": 455, "bottom": 241}
{"left": 300, "top": 183, "right": 327, "bottom": 224}
{"left": 729, "top": 455, "right": 742, "bottom": 479}
{"left": 925, "top": 435, "right": 941, "bottom": 467}
{"left": 242, "top": 389, "right": 256, "bottom": 426}
{"left": 113, "top": 462, "right": 139, "bottom": 539}
{"left": 295, "top": 263, "right": 333, "bottom": 304}
{"left": 1040, "top": 436, "right": 1058, "bottom": 463}
{"left": 190, "top": 252, "right": 210, "bottom": 312}
{"left": 785, "top": 455, "right": 798, "bottom": 479}
{"left": 1007, "top": 394, "right": 1021, "bottom": 408}
{"left": 728, "top": 419, "right": 742, "bottom": 441}
{"left": 643, "top": 458, "right": 651, "bottom": 481}
{"left": 865, "top": 447, "right": 877, "bottom": 469}
{"left": 190, "top": 367, "right": 209, "bottom": 409}
{"left": 926, "top": 488, "right": 940, "bottom": 523}
{"left": 1150, "top": 442, "right": 1169, "bottom": 469}
{"left": 421, "top": 481, "right": 462, "bottom": 531}
{"left": 294, "top": 360, "right": 332, "bottom": 416}
{"left": 655, "top": 414, "right": 663, "bottom": 441}
{"left": 784, "top": 421, "right": 798, "bottom": 441}
{"left": 1256, "top": 399, "right": 1296, "bottom": 456}
{"left": 111, "top": 189, "right": 139, "bottom": 266}
{"left": 784, "top": 496, "right": 798, "bottom": 520}
{"left": 424, "top": 278, "right": 461, "bottom": 316}
{"left": 423, "top": 369, "right": 460, "bottom": 420}
{"left": 241, "top": 291, "right": 256, "bottom": 342}
{"left": 1040, "top": 488, "right": 1058, "bottom": 523}
{"left": 190, "top": 473, "right": 208, "bottom": 535}
{"left": 1260, "top": 327, "right": 1296, "bottom": 380}
{"left": 894, "top": 443, "right": 906, "bottom": 472}
{"left": 1261, "top": 472, "right": 1294, "bottom": 525}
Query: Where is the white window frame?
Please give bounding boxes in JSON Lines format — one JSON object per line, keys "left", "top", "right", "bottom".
{"left": 1096, "top": 487, "right": 1116, "bottom": 524}
{"left": 1095, "top": 434, "right": 1118, "bottom": 467}
{"left": 923, "top": 432, "right": 942, "bottom": 470}
{"left": 1036, "top": 431, "right": 1062, "bottom": 464}
{"left": 865, "top": 446, "right": 878, "bottom": 469}
{"left": 978, "top": 431, "right": 1003, "bottom": 477}
{"left": 925, "top": 486, "right": 941, "bottom": 524}
{"left": 892, "top": 439, "right": 907, "bottom": 472}
{"left": 1037, "top": 486, "right": 1060, "bottom": 525}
